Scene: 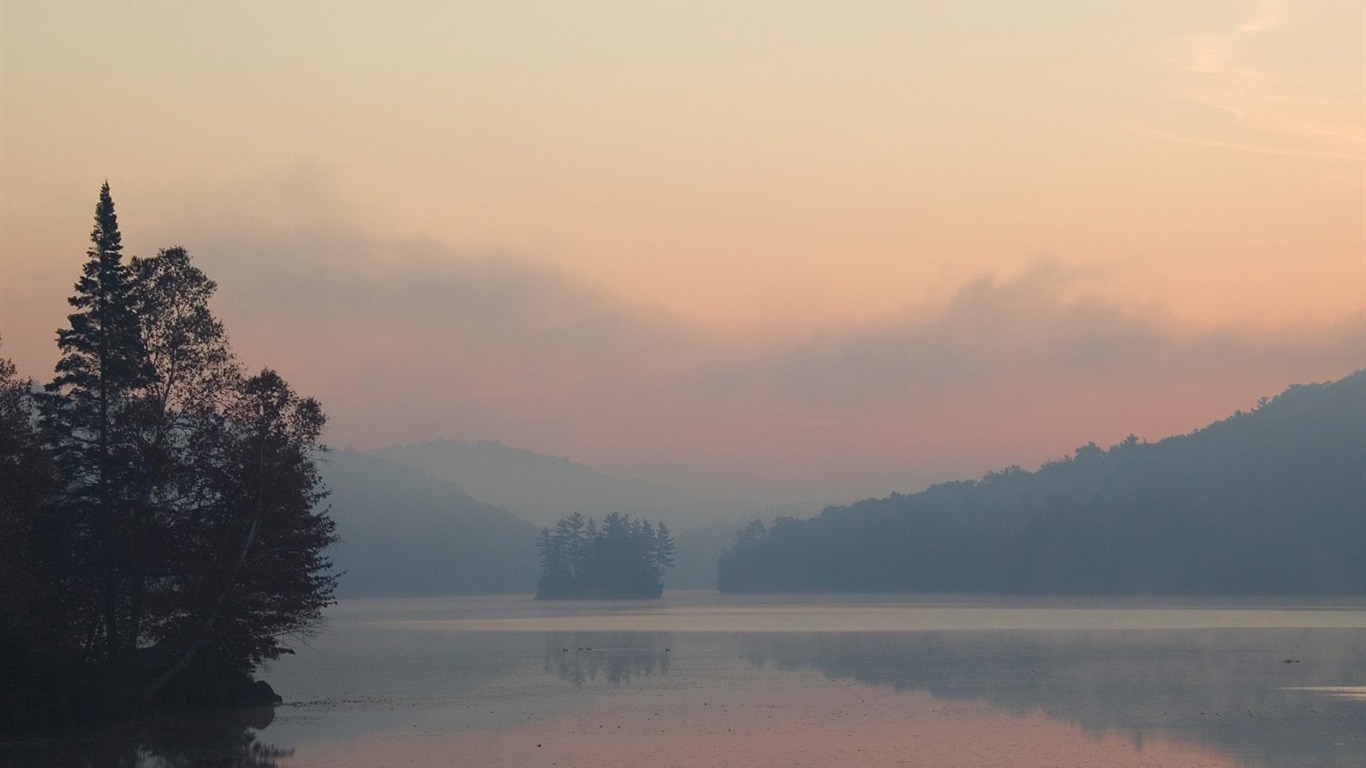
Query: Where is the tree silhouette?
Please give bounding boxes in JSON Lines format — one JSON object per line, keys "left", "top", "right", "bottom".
{"left": 1, "top": 184, "right": 337, "bottom": 728}
{"left": 717, "top": 371, "right": 1366, "bottom": 595}
{"left": 41, "top": 182, "right": 153, "bottom": 657}
{"left": 536, "top": 513, "right": 676, "bottom": 598}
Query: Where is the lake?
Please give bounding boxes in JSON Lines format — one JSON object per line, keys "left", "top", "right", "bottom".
{"left": 6, "top": 593, "right": 1366, "bottom": 767}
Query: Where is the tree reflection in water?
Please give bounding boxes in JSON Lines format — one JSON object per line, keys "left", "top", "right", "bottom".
{"left": 0, "top": 706, "right": 290, "bottom": 768}
{"left": 543, "top": 632, "right": 673, "bottom": 687}
{"left": 740, "top": 628, "right": 1366, "bottom": 768}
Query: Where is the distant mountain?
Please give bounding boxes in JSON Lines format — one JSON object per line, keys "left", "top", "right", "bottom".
{"left": 718, "top": 370, "right": 1366, "bottom": 594}
{"left": 368, "top": 439, "right": 722, "bottom": 527}
{"left": 321, "top": 450, "right": 539, "bottom": 597}
{"left": 670, "top": 503, "right": 822, "bottom": 588}
{"left": 363, "top": 440, "right": 825, "bottom": 589}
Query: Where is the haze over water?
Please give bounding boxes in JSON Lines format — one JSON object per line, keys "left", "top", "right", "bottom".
{"left": 10, "top": 594, "right": 1363, "bottom": 767}
{"left": 3, "top": 1, "right": 1363, "bottom": 765}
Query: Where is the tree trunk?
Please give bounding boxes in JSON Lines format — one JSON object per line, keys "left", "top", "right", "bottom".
{"left": 138, "top": 517, "right": 258, "bottom": 705}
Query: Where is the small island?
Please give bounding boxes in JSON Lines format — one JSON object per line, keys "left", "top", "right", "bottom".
{"left": 535, "top": 513, "right": 676, "bottom": 599}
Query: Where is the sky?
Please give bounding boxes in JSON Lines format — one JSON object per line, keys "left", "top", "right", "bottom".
{"left": 2, "top": 0, "right": 1363, "bottom": 506}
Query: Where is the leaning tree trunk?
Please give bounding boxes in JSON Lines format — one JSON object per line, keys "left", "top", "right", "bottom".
{"left": 138, "top": 516, "right": 259, "bottom": 705}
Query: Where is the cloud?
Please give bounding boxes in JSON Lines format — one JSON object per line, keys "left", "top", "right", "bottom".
{"left": 164, "top": 219, "right": 1366, "bottom": 504}
{"left": 1156, "top": 0, "right": 1366, "bottom": 161}
{"left": 700, "top": 262, "right": 1361, "bottom": 412}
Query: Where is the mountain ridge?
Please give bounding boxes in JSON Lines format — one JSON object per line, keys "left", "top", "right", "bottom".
{"left": 717, "top": 370, "right": 1366, "bottom": 594}
{"left": 322, "top": 450, "right": 539, "bottom": 597}
{"left": 367, "top": 438, "right": 729, "bottom": 526}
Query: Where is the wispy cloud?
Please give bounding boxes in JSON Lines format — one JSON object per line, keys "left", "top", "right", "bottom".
{"left": 1137, "top": 129, "right": 1363, "bottom": 160}
{"left": 1156, "top": 0, "right": 1365, "bottom": 161}
{"left": 172, "top": 221, "right": 1365, "bottom": 504}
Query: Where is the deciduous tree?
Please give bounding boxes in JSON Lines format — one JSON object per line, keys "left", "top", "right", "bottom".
{"left": 5, "top": 184, "right": 339, "bottom": 725}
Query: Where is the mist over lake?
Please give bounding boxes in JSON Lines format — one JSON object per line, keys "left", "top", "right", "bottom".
{"left": 4, "top": 0, "right": 1363, "bottom": 763}
{"left": 9, "top": 594, "right": 1364, "bottom": 767}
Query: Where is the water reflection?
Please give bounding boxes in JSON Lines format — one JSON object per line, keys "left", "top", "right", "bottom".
{"left": 542, "top": 632, "right": 674, "bottom": 686}
{"left": 739, "top": 628, "right": 1366, "bottom": 767}
{"left": 12, "top": 598, "right": 1365, "bottom": 768}
{"left": 0, "top": 707, "right": 289, "bottom": 768}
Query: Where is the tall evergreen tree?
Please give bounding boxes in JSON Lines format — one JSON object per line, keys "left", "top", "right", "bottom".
{"left": 3, "top": 185, "right": 341, "bottom": 726}
{"left": 561, "top": 512, "right": 588, "bottom": 577}
{"left": 653, "top": 522, "right": 676, "bottom": 575}
{"left": 43, "top": 181, "right": 153, "bottom": 658}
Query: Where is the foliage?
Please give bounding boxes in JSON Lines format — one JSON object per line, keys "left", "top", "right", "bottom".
{"left": 535, "top": 512, "right": 676, "bottom": 599}
{"left": 0, "top": 349, "right": 65, "bottom": 726}
{"left": 0, "top": 353, "right": 52, "bottom": 626}
{"left": 0, "top": 185, "right": 336, "bottom": 728}
{"left": 718, "top": 371, "right": 1366, "bottom": 594}
{"left": 143, "top": 370, "right": 335, "bottom": 685}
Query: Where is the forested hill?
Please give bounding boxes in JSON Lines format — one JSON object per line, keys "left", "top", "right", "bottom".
{"left": 717, "top": 370, "right": 1366, "bottom": 594}
{"left": 369, "top": 439, "right": 718, "bottom": 526}
{"left": 323, "top": 451, "right": 539, "bottom": 596}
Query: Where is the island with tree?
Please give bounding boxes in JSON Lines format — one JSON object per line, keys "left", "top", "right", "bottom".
{"left": 535, "top": 512, "right": 676, "bottom": 599}
{"left": 0, "top": 184, "right": 336, "bottom": 729}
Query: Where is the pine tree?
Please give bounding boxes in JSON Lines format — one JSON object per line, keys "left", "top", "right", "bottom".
{"left": 43, "top": 182, "right": 153, "bottom": 658}
{"left": 535, "top": 513, "right": 675, "bottom": 599}
{"left": 653, "top": 522, "right": 676, "bottom": 577}
{"left": 10, "top": 186, "right": 341, "bottom": 723}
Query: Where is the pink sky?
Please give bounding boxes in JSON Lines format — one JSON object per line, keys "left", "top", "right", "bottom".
{"left": 2, "top": 0, "right": 1362, "bottom": 505}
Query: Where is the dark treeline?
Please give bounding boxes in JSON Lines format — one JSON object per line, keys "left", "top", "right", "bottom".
{"left": 536, "top": 512, "right": 676, "bottom": 599}
{"left": 0, "top": 185, "right": 336, "bottom": 729}
{"left": 718, "top": 370, "right": 1366, "bottom": 594}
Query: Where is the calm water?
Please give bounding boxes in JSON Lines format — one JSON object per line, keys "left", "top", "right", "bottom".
{"left": 6, "top": 593, "right": 1366, "bottom": 767}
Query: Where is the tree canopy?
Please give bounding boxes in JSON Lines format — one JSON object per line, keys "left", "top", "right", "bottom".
{"left": 536, "top": 512, "right": 676, "bottom": 599}
{"left": 718, "top": 371, "right": 1366, "bottom": 595}
{"left": 0, "top": 184, "right": 336, "bottom": 728}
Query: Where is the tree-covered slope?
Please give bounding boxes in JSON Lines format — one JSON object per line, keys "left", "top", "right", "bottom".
{"left": 369, "top": 439, "right": 715, "bottom": 526}
{"left": 718, "top": 370, "right": 1366, "bottom": 594}
{"left": 322, "top": 450, "right": 539, "bottom": 596}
